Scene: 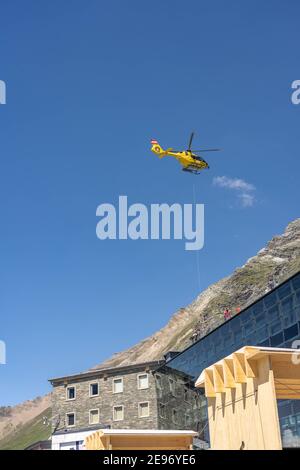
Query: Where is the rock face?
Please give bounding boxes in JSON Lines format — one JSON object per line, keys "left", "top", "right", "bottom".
{"left": 91, "top": 218, "right": 300, "bottom": 370}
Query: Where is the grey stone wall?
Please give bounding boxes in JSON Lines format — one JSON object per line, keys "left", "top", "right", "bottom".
{"left": 51, "top": 369, "right": 159, "bottom": 432}
{"left": 153, "top": 368, "right": 206, "bottom": 437}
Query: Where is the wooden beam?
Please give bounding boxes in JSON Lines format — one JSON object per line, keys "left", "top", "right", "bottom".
{"left": 244, "top": 358, "right": 258, "bottom": 378}
{"left": 204, "top": 369, "right": 216, "bottom": 397}
{"left": 222, "top": 358, "right": 236, "bottom": 389}
{"left": 213, "top": 364, "right": 225, "bottom": 393}
{"left": 233, "top": 353, "right": 247, "bottom": 383}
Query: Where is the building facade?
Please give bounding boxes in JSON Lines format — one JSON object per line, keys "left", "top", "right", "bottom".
{"left": 155, "top": 271, "right": 300, "bottom": 447}
{"left": 49, "top": 361, "right": 166, "bottom": 435}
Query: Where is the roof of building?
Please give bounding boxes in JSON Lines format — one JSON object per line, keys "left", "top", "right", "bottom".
{"left": 195, "top": 345, "right": 300, "bottom": 400}
{"left": 53, "top": 424, "right": 109, "bottom": 436}
{"left": 89, "top": 429, "right": 197, "bottom": 436}
{"left": 49, "top": 359, "right": 165, "bottom": 384}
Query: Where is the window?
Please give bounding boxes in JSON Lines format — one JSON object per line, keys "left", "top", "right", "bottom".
{"left": 270, "top": 318, "right": 282, "bottom": 335}
{"left": 113, "top": 405, "right": 124, "bottom": 421}
{"left": 159, "top": 403, "right": 166, "bottom": 419}
{"left": 138, "top": 402, "right": 150, "bottom": 418}
{"left": 184, "top": 387, "right": 190, "bottom": 403}
{"left": 264, "top": 291, "right": 278, "bottom": 309}
{"left": 137, "top": 373, "right": 149, "bottom": 390}
{"left": 89, "top": 382, "right": 99, "bottom": 397}
{"left": 277, "top": 283, "right": 291, "bottom": 300}
{"left": 270, "top": 332, "right": 284, "bottom": 347}
{"left": 66, "top": 386, "right": 76, "bottom": 401}
{"left": 113, "top": 378, "right": 123, "bottom": 394}
{"left": 89, "top": 409, "right": 100, "bottom": 425}
{"left": 66, "top": 412, "right": 75, "bottom": 427}
{"left": 268, "top": 305, "right": 281, "bottom": 322}
{"left": 172, "top": 409, "right": 178, "bottom": 424}
{"left": 284, "top": 324, "right": 299, "bottom": 341}
{"left": 256, "top": 325, "right": 269, "bottom": 343}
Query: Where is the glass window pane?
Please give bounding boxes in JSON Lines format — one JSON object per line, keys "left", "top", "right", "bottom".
{"left": 253, "top": 302, "right": 264, "bottom": 316}
{"left": 244, "top": 319, "right": 255, "bottom": 335}
{"left": 255, "top": 312, "right": 267, "bottom": 328}
{"left": 67, "top": 387, "right": 75, "bottom": 400}
{"left": 295, "top": 292, "right": 300, "bottom": 307}
{"left": 270, "top": 319, "right": 282, "bottom": 335}
{"left": 283, "top": 309, "right": 297, "bottom": 328}
{"left": 264, "top": 291, "right": 277, "bottom": 308}
{"left": 292, "top": 275, "right": 300, "bottom": 291}
{"left": 67, "top": 413, "right": 75, "bottom": 426}
{"left": 268, "top": 305, "right": 281, "bottom": 322}
{"left": 90, "top": 383, "right": 99, "bottom": 396}
{"left": 284, "top": 324, "right": 299, "bottom": 341}
{"left": 281, "top": 296, "right": 294, "bottom": 315}
{"left": 270, "top": 332, "right": 284, "bottom": 347}
{"left": 277, "top": 283, "right": 292, "bottom": 300}
{"left": 256, "top": 325, "right": 269, "bottom": 343}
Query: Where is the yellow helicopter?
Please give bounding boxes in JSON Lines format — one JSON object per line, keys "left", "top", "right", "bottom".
{"left": 151, "top": 132, "right": 221, "bottom": 174}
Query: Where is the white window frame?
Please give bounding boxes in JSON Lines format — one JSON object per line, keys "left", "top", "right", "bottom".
{"left": 138, "top": 401, "right": 150, "bottom": 418}
{"left": 89, "top": 408, "right": 100, "bottom": 425}
{"left": 66, "top": 385, "right": 76, "bottom": 401}
{"left": 113, "top": 405, "right": 124, "bottom": 421}
{"left": 66, "top": 412, "right": 76, "bottom": 427}
{"left": 137, "top": 373, "right": 149, "bottom": 390}
{"left": 113, "top": 377, "right": 124, "bottom": 394}
{"left": 89, "top": 381, "right": 100, "bottom": 397}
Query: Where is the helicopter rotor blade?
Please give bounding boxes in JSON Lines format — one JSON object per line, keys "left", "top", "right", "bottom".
{"left": 192, "top": 148, "right": 221, "bottom": 153}
{"left": 188, "top": 132, "right": 194, "bottom": 150}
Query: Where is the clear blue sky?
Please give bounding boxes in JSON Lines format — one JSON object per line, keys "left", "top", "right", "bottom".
{"left": 0, "top": 0, "right": 299, "bottom": 405}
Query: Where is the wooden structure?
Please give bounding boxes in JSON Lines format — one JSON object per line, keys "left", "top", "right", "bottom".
{"left": 195, "top": 346, "right": 300, "bottom": 450}
{"left": 85, "top": 429, "right": 197, "bottom": 450}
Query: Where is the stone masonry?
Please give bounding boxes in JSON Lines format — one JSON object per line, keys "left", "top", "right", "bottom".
{"left": 50, "top": 361, "right": 164, "bottom": 433}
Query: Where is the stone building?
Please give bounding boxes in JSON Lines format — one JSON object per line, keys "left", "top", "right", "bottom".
{"left": 49, "top": 357, "right": 203, "bottom": 438}
{"left": 49, "top": 361, "right": 165, "bottom": 433}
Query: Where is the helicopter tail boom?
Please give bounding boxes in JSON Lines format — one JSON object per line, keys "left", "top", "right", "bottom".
{"left": 151, "top": 139, "right": 168, "bottom": 158}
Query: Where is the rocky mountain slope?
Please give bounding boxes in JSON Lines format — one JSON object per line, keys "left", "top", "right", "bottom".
{"left": 91, "top": 218, "right": 300, "bottom": 370}
{"left": 0, "top": 395, "right": 51, "bottom": 449}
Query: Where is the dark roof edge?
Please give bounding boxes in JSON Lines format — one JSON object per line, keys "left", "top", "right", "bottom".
{"left": 49, "top": 360, "right": 165, "bottom": 384}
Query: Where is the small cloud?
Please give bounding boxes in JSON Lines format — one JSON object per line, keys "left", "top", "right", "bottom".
{"left": 239, "top": 192, "right": 255, "bottom": 207}
{"left": 213, "top": 176, "right": 255, "bottom": 192}
{"left": 213, "top": 175, "right": 256, "bottom": 208}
